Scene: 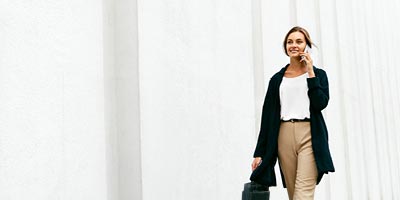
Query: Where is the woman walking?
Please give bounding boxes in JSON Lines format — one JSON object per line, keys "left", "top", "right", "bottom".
{"left": 250, "top": 26, "right": 335, "bottom": 200}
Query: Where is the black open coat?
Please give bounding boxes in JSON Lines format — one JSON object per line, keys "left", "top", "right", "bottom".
{"left": 250, "top": 65, "right": 335, "bottom": 187}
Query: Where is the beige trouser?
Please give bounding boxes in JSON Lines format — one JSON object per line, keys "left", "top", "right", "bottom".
{"left": 278, "top": 121, "right": 318, "bottom": 200}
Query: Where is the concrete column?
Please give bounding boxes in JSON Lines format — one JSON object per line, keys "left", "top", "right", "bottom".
{"left": 137, "top": 0, "right": 256, "bottom": 199}
{"left": 0, "top": 1, "right": 108, "bottom": 199}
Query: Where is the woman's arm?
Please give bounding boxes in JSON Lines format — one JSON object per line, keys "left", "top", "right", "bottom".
{"left": 253, "top": 78, "right": 275, "bottom": 158}
{"left": 307, "top": 69, "right": 329, "bottom": 111}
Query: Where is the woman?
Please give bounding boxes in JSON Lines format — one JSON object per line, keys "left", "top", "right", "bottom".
{"left": 250, "top": 26, "right": 335, "bottom": 200}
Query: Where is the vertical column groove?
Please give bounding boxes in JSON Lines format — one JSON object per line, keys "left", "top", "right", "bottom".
{"left": 251, "top": 0, "right": 265, "bottom": 140}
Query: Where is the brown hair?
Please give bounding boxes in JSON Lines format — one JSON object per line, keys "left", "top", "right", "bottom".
{"left": 283, "top": 26, "right": 314, "bottom": 56}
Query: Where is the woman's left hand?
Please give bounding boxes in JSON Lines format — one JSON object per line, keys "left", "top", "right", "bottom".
{"left": 299, "top": 52, "right": 315, "bottom": 77}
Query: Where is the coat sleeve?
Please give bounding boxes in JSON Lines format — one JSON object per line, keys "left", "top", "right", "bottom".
{"left": 253, "top": 78, "right": 275, "bottom": 158}
{"left": 307, "top": 69, "right": 329, "bottom": 112}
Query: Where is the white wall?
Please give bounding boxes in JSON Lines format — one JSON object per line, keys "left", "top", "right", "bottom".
{"left": 137, "top": 0, "right": 256, "bottom": 199}
{"left": 0, "top": 1, "right": 142, "bottom": 199}
{"left": 1, "top": 0, "right": 400, "bottom": 200}
{"left": 0, "top": 1, "right": 108, "bottom": 199}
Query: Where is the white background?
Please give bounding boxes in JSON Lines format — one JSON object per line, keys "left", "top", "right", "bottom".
{"left": 0, "top": 0, "right": 399, "bottom": 199}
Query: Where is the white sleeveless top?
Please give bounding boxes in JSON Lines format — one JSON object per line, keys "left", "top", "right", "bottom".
{"left": 279, "top": 72, "right": 310, "bottom": 120}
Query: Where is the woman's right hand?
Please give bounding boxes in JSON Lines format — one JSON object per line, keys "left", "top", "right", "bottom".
{"left": 251, "top": 157, "right": 262, "bottom": 171}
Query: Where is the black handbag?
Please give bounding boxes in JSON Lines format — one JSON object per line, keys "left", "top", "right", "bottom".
{"left": 242, "top": 181, "right": 270, "bottom": 200}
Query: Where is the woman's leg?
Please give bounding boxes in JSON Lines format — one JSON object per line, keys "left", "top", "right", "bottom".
{"left": 293, "top": 122, "right": 318, "bottom": 200}
{"left": 278, "top": 122, "right": 297, "bottom": 200}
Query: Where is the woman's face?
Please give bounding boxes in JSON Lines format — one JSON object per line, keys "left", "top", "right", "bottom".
{"left": 286, "top": 31, "right": 307, "bottom": 58}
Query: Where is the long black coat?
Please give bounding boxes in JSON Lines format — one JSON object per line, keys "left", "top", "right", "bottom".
{"left": 250, "top": 64, "right": 335, "bottom": 187}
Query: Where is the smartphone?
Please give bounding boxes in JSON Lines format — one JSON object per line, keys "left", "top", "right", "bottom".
{"left": 301, "top": 45, "right": 312, "bottom": 61}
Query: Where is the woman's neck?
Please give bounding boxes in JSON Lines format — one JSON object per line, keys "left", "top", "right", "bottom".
{"left": 288, "top": 57, "right": 304, "bottom": 72}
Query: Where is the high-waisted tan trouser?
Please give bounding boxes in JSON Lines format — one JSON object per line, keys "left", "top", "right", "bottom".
{"left": 278, "top": 121, "right": 318, "bottom": 200}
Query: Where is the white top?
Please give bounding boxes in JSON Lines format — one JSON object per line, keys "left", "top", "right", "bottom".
{"left": 279, "top": 72, "right": 310, "bottom": 120}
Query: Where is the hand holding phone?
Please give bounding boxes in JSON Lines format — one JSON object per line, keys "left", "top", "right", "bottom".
{"left": 301, "top": 45, "right": 312, "bottom": 62}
